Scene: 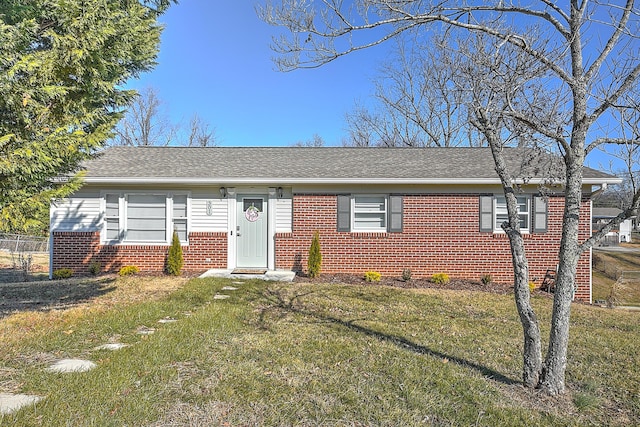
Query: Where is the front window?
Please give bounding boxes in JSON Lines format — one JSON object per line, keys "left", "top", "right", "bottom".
{"left": 103, "top": 193, "right": 189, "bottom": 244}
{"left": 495, "top": 195, "right": 530, "bottom": 232}
{"left": 352, "top": 195, "right": 387, "bottom": 232}
{"left": 126, "top": 194, "right": 166, "bottom": 242}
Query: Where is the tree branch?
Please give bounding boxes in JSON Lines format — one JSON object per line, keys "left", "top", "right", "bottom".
{"left": 584, "top": 0, "right": 635, "bottom": 83}
{"left": 588, "top": 62, "right": 640, "bottom": 124}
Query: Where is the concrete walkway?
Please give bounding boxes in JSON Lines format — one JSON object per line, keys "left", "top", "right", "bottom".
{"left": 199, "top": 269, "right": 296, "bottom": 282}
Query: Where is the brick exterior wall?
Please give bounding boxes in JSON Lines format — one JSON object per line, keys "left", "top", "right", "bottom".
{"left": 275, "top": 193, "right": 592, "bottom": 301}
{"left": 52, "top": 231, "right": 227, "bottom": 275}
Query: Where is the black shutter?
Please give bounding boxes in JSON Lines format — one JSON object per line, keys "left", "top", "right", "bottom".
{"left": 532, "top": 196, "right": 548, "bottom": 233}
{"left": 388, "top": 195, "right": 403, "bottom": 232}
{"left": 479, "top": 195, "right": 494, "bottom": 232}
{"left": 337, "top": 195, "right": 351, "bottom": 232}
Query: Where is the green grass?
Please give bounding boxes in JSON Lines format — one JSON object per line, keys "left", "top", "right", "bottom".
{"left": 1, "top": 277, "right": 639, "bottom": 426}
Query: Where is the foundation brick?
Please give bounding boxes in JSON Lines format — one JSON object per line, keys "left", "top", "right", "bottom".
{"left": 52, "top": 231, "right": 226, "bottom": 275}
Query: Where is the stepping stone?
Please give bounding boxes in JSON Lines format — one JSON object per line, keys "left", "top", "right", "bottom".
{"left": 213, "top": 294, "right": 230, "bottom": 300}
{"left": 136, "top": 326, "right": 155, "bottom": 335}
{"left": 0, "top": 393, "right": 42, "bottom": 415}
{"left": 94, "top": 343, "right": 128, "bottom": 351}
{"left": 157, "top": 318, "right": 177, "bottom": 324}
{"left": 47, "top": 359, "right": 96, "bottom": 373}
{"left": 232, "top": 281, "right": 244, "bottom": 285}
{"left": 221, "top": 286, "right": 238, "bottom": 291}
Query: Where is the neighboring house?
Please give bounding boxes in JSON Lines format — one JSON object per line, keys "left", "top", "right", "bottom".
{"left": 592, "top": 207, "right": 634, "bottom": 245}
{"left": 50, "top": 147, "right": 620, "bottom": 303}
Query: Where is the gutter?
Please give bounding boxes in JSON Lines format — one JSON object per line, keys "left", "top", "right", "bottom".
{"left": 82, "top": 177, "right": 623, "bottom": 186}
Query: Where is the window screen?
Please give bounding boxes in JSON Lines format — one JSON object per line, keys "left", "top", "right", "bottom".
{"left": 172, "top": 194, "right": 188, "bottom": 242}
{"left": 126, "top": 194, "right": 166, "bottom": 241}
{"left": 495, "top": 196, "right": 530, "bottom": 232}
{"left": 353, "top": 196, "right": 386, "bottom": 231}
{"left": 105, "top": 194, "right": 120, "bottom": 240}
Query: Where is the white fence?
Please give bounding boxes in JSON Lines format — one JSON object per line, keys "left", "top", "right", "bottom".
{"left": 0, "top": 233, "right": 49, "bottom": 253}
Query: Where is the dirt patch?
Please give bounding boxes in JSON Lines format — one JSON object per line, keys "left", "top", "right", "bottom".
{"left": 295, "top": 273, "right": 517, "bottom": 295}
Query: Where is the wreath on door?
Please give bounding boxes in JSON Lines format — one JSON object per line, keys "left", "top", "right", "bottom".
{"left": 245, "top": 204, "right": 260, "bottom": 222}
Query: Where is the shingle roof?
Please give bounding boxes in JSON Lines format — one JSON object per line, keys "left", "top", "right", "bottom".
{"left": 593, "top": 207, "right": 624, "bottom": 218}
{"left": 82, "top": 146, "right": 618, "bottom": 185}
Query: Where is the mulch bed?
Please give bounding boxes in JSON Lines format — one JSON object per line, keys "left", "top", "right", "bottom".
{"left": 294, "top": 273, "right": 518, "bottom": 295}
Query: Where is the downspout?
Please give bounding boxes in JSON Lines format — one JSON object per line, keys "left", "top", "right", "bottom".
{"left": 48, "top": 233, "right": 53, "bottom": 280}
{"left": 586, "top": 183, "right": 607, "bottom": 305}
{"left": 49, "top": 199, "right": 54, "bottom": 280}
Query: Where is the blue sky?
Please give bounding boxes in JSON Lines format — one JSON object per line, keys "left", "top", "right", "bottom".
{"left": 128, "top": 2, "right": 628, "bottom": 171}
{"left": 128, "top": 1, "right": 388, "bottom": 147}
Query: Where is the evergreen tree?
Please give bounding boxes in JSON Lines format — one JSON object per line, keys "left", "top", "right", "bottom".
{"left": 166, "top": 231, "right": 183, "bottom": 276}
{"left": 307, "top": 231, "right": 322, "bottom": 278}
{"left": 0, "top": 0, "right": 175, "bottom": 232}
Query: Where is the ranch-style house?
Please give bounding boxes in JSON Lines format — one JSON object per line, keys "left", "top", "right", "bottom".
{"left": 49, "top": 146, "right": 620, "bottom": 303}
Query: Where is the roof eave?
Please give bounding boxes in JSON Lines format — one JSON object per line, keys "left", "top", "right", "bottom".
{"left": 82, "top": 176, "right": 622, "bottom": 185}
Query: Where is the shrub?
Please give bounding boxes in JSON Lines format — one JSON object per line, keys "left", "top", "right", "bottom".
{"left": 481, "top": 274, "right": 493, "bottom": 285}
{"left": 52, "top": 268, "right": 73, "bottom": 279}
{"left": 88, "top": 260, "right": 102, "bottom": 276}
{"left": 431, "top": 273, "right": 450, "bottom": 285}
{"left": 402, "top": 268, "right": 412, "bottom": 282}
{"left": 307, "top": 230, "right": 322, "bottom": 278}
{"left": 529, "top": 281, "right": 536, "bottom": 293}
{"left": 118, "top": 265, "right": 139, "bottom": 276}
{"left": 364, "top": 271, "right": 381, "bottom": 282}
{"left": 166, "top": 231, "right": 184, "bottom": 276}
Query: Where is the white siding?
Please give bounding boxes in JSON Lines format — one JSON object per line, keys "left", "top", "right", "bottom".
{"left": 275, "top": 197, "right": 292, "bottom": 232}
{"left": 190, "top": 191, "right": 227, "bottom": 231}
{"left": 50, "top": 191, "right": 101, "bottom": 232}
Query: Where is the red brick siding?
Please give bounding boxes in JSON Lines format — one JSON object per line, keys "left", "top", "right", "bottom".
{"left": 52, "top": 231, "right": 227, "bottom": 275}
{"left": 275, "top": 194, "right": 592, "bottom": 301}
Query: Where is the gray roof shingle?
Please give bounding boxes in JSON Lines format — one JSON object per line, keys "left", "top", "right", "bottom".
{"left": 82, "top": 146, "right": 618, "bottom": 184}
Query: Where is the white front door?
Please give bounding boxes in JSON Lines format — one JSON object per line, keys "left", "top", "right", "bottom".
{"left": 236, "top": 195, "right": 268, "bottom": 268}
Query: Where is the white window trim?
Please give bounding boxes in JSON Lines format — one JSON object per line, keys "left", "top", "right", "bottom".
{"left": 494, "top": 195, "right": 531, "bottom": 233}
{"left": 351, "top": 194, "right": 388, "bottom": 233}
{"left": 102, "top": 192, "right": 124, "bottom": 243}
{"left": 100, "top": 191, "right": 190, "bottom": 245}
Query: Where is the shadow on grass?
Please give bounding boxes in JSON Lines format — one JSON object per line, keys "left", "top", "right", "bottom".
{"left": 0, "top": 277, "right": 117, "bottom": 318}
{"left": 254, "top": 284, "right": 519, "bottom": 387}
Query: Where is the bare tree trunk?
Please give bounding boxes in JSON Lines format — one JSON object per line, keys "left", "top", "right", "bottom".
{"left": 484, "top": 122, "right": 543, "bottom": 387}
{"left": 538, "top": 150, "right": 584, "bottom": 394}
{"left": 510, "top": 234, "right": 543, "bottom": 387}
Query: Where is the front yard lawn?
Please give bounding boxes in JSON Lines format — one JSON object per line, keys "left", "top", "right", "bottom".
{"left": 1, "top": 276, "right": 639, "bottom": 426}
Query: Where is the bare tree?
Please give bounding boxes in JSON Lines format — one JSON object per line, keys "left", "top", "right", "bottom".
{"left": 292, "top": 133, "right": 326, "bottom": 147}
{"left": 345, "top": 36, "right": 480, "bottom": 147}
{"left": 112, "top": 87, "right": 177, "bottom": 146}
{"left": 260, "top": 0, "right": 640, "bottom": 395}
{"left": 187, "top": 113, "right": 218, "bottom": 147}
{"left": 112, "top": 88, "right": 218, "bottom": 147}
